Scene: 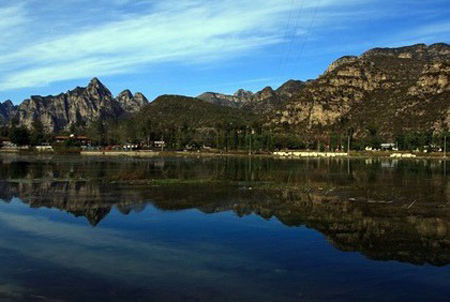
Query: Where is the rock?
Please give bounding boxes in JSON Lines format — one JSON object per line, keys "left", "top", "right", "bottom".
{"left": 116, "top": 90, "right": 149, "bottom": 114}
{"left": 325, "top": 56, "right": 358, "bottom": 74}
{"left": 10, "top": 78, "right": 148, "bottom": 132}
{"left": 233, "top": 89, "right": 254, "bottom": 100}
{"left": 196, "top": 91, "right": 250, "bottom": 108}
{"left": 276, "top": 80, "right": 305, "bottom": 98}
{"left": 197, "top": 81, "right": 304, "bottom": 114}
{"left": 269, "top": 43, "right": 450, "bottom": 139}
{"left": 0, "top": 100, "right": 17, "bottom": 123}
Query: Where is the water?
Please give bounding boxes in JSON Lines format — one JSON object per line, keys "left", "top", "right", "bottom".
{"left": 0, "top": 154, "right": 449, "bottom": 301}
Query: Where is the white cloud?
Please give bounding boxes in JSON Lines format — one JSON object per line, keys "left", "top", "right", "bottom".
{"left": 0, "top": 0, "right": 447, "bottom": 93}
{"left": 0, "top": 4, "right": 27, "bottom": 49}
{"left": 0, "top": 0, "right": 369, "bottom": 91}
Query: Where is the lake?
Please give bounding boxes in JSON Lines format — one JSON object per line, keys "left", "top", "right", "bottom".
{"left": 0, "top": 154, "right": 449, "bottom": 301}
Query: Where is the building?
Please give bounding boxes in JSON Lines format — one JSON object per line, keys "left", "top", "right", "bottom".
{"left": 380, "top": 143, "right": 397, "bottom": 150}
{"left": 154, "top": 141, "right": 166, "bottom": 150}
{"left": 55, "top": 134, "right": 91, "bottom": 145}
{"left": 0, "top": 138, "right": 17, "bottom": 148}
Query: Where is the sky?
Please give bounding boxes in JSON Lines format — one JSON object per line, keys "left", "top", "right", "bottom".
{"left": 0, "top": 0, "right": 449, "bottom": 104}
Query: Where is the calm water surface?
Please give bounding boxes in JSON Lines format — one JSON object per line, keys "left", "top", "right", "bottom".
{"left": 0, "top": 154, "right": 449, "bottom": 301}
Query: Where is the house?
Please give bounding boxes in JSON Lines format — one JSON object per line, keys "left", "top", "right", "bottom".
{"left": 381, "top": 143, "right": 397, "bottom": 151}
{"left": 0, "top": 138, "right": 17, "bottom": 148}
{"left": 55, "top": 134, "right": 91, "bottom": 145}
{"left": 154, "top": 141, "right": 166, "bottom": 149}
{"left": 36, "top": 145, "right": 54, "bottom": 152}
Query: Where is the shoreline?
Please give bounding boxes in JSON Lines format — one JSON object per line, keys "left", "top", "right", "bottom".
{"left": 0, "top": 149, "right": 448, "bottom": 161}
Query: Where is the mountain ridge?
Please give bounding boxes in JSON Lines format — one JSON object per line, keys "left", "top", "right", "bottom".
{"left": 3, "top": 77, "right": 149, "bottom": 132}
{"left": 268, "top": 42, "right": 450, "bottom": 141}
{"left": 1, "top": 42, "right": 449, "bottom": 145}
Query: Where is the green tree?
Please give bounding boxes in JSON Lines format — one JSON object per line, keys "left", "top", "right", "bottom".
{"left": 9, "top": 126, "right": 30, "bottom": 146}
{"left": 30, "top": 120, "right": 46, "bottom": 146}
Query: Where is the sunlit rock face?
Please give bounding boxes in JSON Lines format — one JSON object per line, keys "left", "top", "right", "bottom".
{"left": 360, "top": 43, "right": 450, "bottom": 61}
{"left": 116, "top": 90, "right": 149, "bottom": 114}
{"left": 269, "top": 43, "right": 450, "bottom": 139}
{"left": 12, "top": 78, "right": 148, "bottom": 132}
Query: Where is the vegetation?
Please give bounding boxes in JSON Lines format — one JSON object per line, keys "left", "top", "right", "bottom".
{"left": 8, "top": 126, "right": 30, "bottom": 146}
{"left": 1, "top": 95, "right": 448, "bottom": 154}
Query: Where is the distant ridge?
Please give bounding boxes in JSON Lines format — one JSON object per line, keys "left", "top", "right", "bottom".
{"left": 1, "top": 42, "right": 449, "bottom": 141}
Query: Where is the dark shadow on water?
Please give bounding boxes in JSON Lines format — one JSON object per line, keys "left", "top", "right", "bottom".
{"left": 0, "top": 154, "right": 450, "bottom": 301}
{"left": 1, "top": 154, "right": 449, "bottom": 266}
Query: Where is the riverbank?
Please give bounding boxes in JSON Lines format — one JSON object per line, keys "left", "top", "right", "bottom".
{"left": 79, "top": 150, "right": 449, "bottom": 160}
{"left": 1, "top": 148, "right": 448, "bottom": 160}
{"left": 81, "top": 150, "right": 161, "bottom": 157}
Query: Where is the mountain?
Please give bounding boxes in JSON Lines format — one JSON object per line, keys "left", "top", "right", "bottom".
{"left": 275, "top": 79, "right": 305, "bottom": 98}
{"left": 197, "top": 80, "right": 305, "bottom": 114}
{"left": 1, "top": 42, "right": 449, "bottom": 142}
{"left": 135, "top": 94, "right": 254, "bottom": 128}
{"left": 116, "top": 90, "right": 149, "bottom": 114}
{"left": 7, "top": 78, "right": 148, "bottom": 132}
{"left": 197, "top": 89, "right": 254, "bottom": 109}
{"left": 0, "top": 100, "right": 17, "bottom": 123}
{"left": 269, "top": 43, "right": 450, "bottom": 140}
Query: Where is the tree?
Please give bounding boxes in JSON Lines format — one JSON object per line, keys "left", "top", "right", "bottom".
{"left": 30, "top": 120, "right": 46, "bottom": 146}
{"left": 9, "top": 126, "right": 30, "bottom": 146}
{"left": 365, "top": 125, "right": 381, "bottom": 149}
{"left": 86, "top": 120, "right": 107, "bottom": 146}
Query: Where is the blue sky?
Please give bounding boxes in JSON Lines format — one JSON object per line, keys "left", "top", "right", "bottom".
{"left": 1, "top": 0, "right": 449, "bottom": 104}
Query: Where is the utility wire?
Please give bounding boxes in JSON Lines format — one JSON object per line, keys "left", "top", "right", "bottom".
{"left": 292, "top": 0, "right": 321, "bottom": 73}
{"left": 279, "top": 0, "right": 306, "bottom": 77}
{"left": 278, "top": 0, "right": 295, "bottom": 71}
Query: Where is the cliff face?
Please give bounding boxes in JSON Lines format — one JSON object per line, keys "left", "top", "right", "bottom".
{"left": 116, "top": 90, "right": 149, "bottom": 114}
{"left": 269, "top": 43, "right": 450, "bottom": 138}
{"left": 197, "top": 80, "right": 304, "bottom": 115}
{"left": 10, "top": 78, "right": 148, "bottom": 132}
{"left": 197, "top": 89, "right": 254, "bottom": 109}
{"left": 0, "top": 100, "right": 17, "bottom": 123}
{"left": 197, "top": 43, "right": 449, "bottom": 140}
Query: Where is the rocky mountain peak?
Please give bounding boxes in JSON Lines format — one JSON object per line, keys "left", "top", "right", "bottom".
{"left": 117, "top": 89, "right": 133, "bottom": 100}
{"left": 257, "top": 86, "right": 275, "bottom": 97}
{"left": 7, "top": 78, "right": 147, "bottom": 132}
{"left": 86, "top": 77, "right": 112, "bottom": 100}
{"left": 115, "top": 90, "right": 149, "bottom": 113}
{"left": 0, "top": 100, "right": 17, "bottom": 122}
{"left": 233, "top": 89, "right": 253, "bottom": 100}
{"left": 326, "top": 56, "right": 359, "bottom": 74}
{"left": 88, "top": 77, "right": 103, "bottom": 88}
{"left": 133, "top": 93, "right": 148, "bottom": 105}
{"left": 276, "top": 80, "right": 305, "bottom": 98}
{"left": 2, "top": 99, "right": 14, "bottom": 108}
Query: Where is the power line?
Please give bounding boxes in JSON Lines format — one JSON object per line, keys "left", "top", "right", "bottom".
{"left": 277, "top": 0, "right": 295, "bottom": 75}
{"left": 279, "top": 0, "right": 306, "bottom": 77}
{"left": 292, "top": 0, "right": 321, "bottom": 72}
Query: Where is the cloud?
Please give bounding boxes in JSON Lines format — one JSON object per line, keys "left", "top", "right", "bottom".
{"left": 0, "top": 206, "right": 275, "bottom": 292}
{"left": 0, "top": 0, "right": 366, "bottom": 91}
{"left": 0, "top": 4, "right": 27, "bottom": 48}
{"left": 2, "top": 0, "right": 446, "bottom": 93}
{"left": 413, "top": 21, "right": 450, "bottom": 39}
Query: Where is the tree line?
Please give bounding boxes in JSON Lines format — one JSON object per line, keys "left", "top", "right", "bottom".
{"left": 1, "top": 117, "right": 448, "bottom": 153}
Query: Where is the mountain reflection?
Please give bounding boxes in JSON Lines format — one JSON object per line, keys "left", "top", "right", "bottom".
{"left": 0, "top": 154, "right": 449, "bottom": 266}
